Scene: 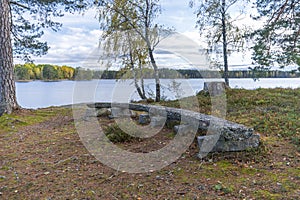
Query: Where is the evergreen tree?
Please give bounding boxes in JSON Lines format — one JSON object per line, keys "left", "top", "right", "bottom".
{"left": 0, "top": 0, "right": 91, "bottom": 114}
{"left": 252, "top": 0, "right": 299, "bottom": 67}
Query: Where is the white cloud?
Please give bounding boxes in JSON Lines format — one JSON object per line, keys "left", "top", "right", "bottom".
{"left": 14, "top": 1, "right": 262, "bottom": 70}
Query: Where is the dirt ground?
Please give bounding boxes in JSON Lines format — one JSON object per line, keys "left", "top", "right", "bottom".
{"left": 0, "top": 105, "right": 299, "bottom": 199}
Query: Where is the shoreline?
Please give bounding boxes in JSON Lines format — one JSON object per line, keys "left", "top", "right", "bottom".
{"left": 15, "top": 77, "right": 300, "bottom": 82}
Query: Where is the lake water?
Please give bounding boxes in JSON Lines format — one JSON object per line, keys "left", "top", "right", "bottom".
{"left": 16, "top": 78, "right": 300, "bottom": 109}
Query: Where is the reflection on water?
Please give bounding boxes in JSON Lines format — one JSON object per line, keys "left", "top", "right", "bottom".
{"left": 16, "top": 78, "right": 300, "bottom": 108}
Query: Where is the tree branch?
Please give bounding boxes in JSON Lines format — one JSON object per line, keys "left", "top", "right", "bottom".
{"left": 105, "top": 2, "right": 147, "bottom": 43}
{"left": 9, "top": 1, "right": 30, "bottom": 9}
{"left": 268, "top": 0, "right": 289, "bottom": 24}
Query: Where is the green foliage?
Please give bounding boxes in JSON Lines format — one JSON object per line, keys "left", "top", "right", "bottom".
{"left": 10, "top": 0, "right": 92, "bottom": 61}
{"left": 191, "top": 0, "right": 250, "bottom": 85}
{"left": 74, "top": 67, "right": 93, "bottom": 80}
{"left": 42, "top": 65, "right": 59, "bottom": 80}
{"left": 13, "top": 64, "right": 300, "bottom": 81}
{"left": 14, "top": 63, "right": 75, "bottom": 80}
{"left": 252, "top": 0, "right": 300, "bottom": 67}
{"left": 213, "top": 182, "right": 234, "bottom": 194}
{"left": 98, "top": 0, "right": 172, "bottom": 101}
{"left": 14, "top": 64, "right": 30, "bottom": 80}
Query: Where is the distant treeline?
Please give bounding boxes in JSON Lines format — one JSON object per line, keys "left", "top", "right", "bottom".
{"left": 14, "top": 63, "right": 76, "bottom": 80}
{"left": 14, "top": 63, "right": 300, "bottom": 81}
{"left": 176, "top": 69, "right": 300, "bottom": 79}
{"left": 14, "top": 63, "right": 103, "bottom": 81}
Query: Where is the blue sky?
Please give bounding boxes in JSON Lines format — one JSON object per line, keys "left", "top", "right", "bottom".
{"left": 15, "top": 0, "right": 259, "bottom": 70}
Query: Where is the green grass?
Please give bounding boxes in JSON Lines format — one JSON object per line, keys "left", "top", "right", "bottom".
{"left": 0, "top": 108, "right": 66, "bottom": 133}
{"left": 0, "top": 88, "right": 299, "bottom": 199}
{"left": 160, "top": 88, "right": 300, "bottom": 150}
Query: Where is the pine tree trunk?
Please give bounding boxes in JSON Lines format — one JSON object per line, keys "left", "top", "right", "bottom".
{"left": 0, "top": 0, "right": 19, "bottom": 115}
{"left": 221, "top": 0, "right": 229, "bottom": 87}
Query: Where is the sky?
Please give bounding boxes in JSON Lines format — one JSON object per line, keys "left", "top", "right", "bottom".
{"left": 15, "top": 0, "right": 261, "bottom": 70}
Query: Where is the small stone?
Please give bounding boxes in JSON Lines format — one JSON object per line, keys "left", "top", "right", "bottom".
{"left": 173, "top": 125, "right": 189, "bottom": 134}
{"left": 130, "top": 110, "right": 137, "bottom": 118}
{"left": 150, "top": 116, "right": 166, "bottom": 127}
{"left": 197, "top": 185, "right": 206, "bottom": 191}
{"left": 139, "top": 114, "right": 150, "bottom": 125}
{"left": 111, "top": 107, "right": 132, "bottom": 118}
{"left": 203, "top": 82, "right": 226, "bottom": 96}
{"left": 44, "top": 172, "right": 50, "bottom": 175}
{"left": 108, "top": 115, "right": 114, "bottom": 119}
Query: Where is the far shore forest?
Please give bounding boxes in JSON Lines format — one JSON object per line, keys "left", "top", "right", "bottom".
{"left": 14, "top": 63, "right": 300, "bottom": 81}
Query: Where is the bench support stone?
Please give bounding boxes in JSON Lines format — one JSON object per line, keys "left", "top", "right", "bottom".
{"left": 197, "top": 133, "right": 260, "bottom": 155}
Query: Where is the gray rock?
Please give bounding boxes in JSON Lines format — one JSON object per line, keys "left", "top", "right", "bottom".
{"left": 85, "top": 108, "right": 111, "bottom": 118}
{"left": 108, "top": 115, "right": 114, "bottom": 120}
{"left": 130, "top": 110, "right": 138, "bottom": 118}
{"left": 96, "top": 108, "right": 111, "bottom": 117}
{"left": 111, "top": 107, "right": 132, "bottom": 118}
{"left": 84, "top": 109, "right": 96, "bottom": 118}
{"left": 149, "top": 116, "right": 166, "bottom": 127}
{"left": 197, "top": 133, "right": 260, "bottom": 155}
{"left": 173, "top": 125, "right": 190, "bottom": 134}
{"left": 139, "top": 114, "right": 150, "bottom": 125}
{"left": 203, "top": 82, "right": 226, "bottom": 96}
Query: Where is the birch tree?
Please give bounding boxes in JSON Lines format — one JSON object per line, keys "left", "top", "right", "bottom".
{"left": 191, "top": 0, "right": 249, "bottom": 86}
{"left": 97, "top": 0, "right": 170, "bottom": 102}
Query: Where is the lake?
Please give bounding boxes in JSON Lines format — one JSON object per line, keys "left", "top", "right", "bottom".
{"left": 16, "top": 78, "right": 300, "bottom": 109}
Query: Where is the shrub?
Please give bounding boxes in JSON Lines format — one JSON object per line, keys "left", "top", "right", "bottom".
{"left": 104, "top": 123, "right": 134, "bottom": 143}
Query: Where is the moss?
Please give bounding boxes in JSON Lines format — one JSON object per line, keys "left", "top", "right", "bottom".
{"left": 214, "top": 160, "right": 235, "bottom": 170}
{"left": 240, "top": 167, "right": 258, "bottom": 175}
{"left": 254, "top": 190, "right": 281, "bottom": 199}
{"left": 213, "top": 183, "right": 235, "bottom": 194}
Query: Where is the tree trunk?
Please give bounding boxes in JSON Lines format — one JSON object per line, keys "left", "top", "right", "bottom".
{"left": 145, "top": 0, "right": 160, "bottom": 102}
{"left": 133, "top": 67, "right": 147, "bottom": 100}
{"left": 127, "top": 32, "right": 147, "bottom": 100}
{"left": 0, "top": 0, "right": 19, "bottom": 114}
{"left": 148, "top": 47, "right": 161, "bottom": 102}
{"left": 139, "top": 61, "right": 146, "bottom": 99}
{"left": 221, "top": 0, "right": 229, "bottom": 87}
